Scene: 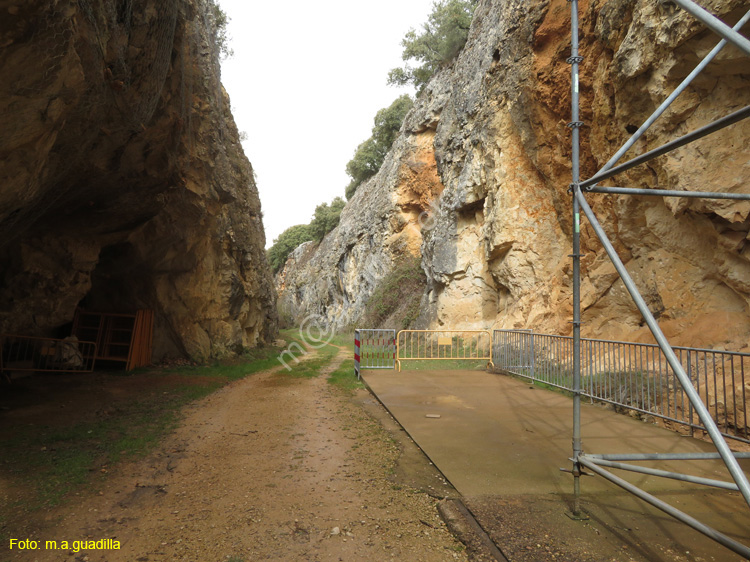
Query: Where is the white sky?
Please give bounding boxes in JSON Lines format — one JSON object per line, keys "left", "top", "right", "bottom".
{"left": 217, "top": 0, "right": 436, "bottom": 247}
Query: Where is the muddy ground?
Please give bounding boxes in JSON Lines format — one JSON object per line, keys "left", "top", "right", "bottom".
{"left": 0, "top": 347, "right": 475, "bottom": 562}
{"left": 3, "top": 345, "right": 748, "bottom": 562}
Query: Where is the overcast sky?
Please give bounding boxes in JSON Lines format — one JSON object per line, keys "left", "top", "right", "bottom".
{"left": 217, "top": 0, "right": 436, "bottom": 247}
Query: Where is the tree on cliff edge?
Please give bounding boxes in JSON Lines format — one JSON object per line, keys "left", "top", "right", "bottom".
{"left": 309, "top": 197, "right": 346, "bottom": 242}
{"left": 388, "top": 0, "right": 478, "bottom": 92}
{"left": 345, "top": 95, "right": 414, "bottom": 199}
{"left": 267, "top": 197, "right": 347, "bottom": 272}
{"left": 268, "top": 224, "right": 314, "bottom": 273}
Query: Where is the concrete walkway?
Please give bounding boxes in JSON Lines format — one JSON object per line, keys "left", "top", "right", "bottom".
{"left": 362, "top": 369, "right": 750, "bottom": 562}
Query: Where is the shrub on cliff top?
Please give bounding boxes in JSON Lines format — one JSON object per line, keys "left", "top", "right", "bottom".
{"left": 267, "top": 197, "right": 347, "bottom": 273}
{"left": 209, "top": 1, "right": 233, "bottom": 60}
{"left": 309, "top": 197, "right": 346, "bottom": 242}
{"left": 345, "top": 95, "right": 414, "bottom": 200}
{"left": 267, "top": 224, "right": 314, "bottom": 274}
{"left": 388, "top": 0, "right": 478, "bottom": 92}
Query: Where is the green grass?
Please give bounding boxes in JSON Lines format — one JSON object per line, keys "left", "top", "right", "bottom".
{"left": 398, "top": 359, "right": 488, "bottom": 371}
{"left": 328, "top": 359, "right": 364, "bottom": 391}
{"left": 0, "top": 329, "right": 353, "bottom": 518}
{"left": 162, "top": 342, "right": 285, "bottom": 381}
{"left": 361, "top": 257, "right": 425, "bottom": 330}
{"left": 280, "top": 341, "right": 339, "bottom": 378}
{"left": 528, "top": 378, "right": 574, "bottom": 397}
{"left": 0, "top": 335, "right": 297, "bottom": 513}
{"left": 327, "top": 332, "right": 355, "bottom": 350}
{"left": 1, "top": 381, "right": 218, "bottom": 510}
{"left": 279, "top": 327, "right": 305, "bottom": 347}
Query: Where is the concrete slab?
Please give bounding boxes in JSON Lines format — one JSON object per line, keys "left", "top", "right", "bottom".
{"left": 362, "top": 369, "right": 750, "bottom": 562}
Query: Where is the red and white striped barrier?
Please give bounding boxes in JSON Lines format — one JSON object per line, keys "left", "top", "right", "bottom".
{"left": 354, "top": 330, "right": 361, "bottom": 379}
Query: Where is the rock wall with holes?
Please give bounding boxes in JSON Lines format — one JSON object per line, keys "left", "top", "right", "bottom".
{"left": 277, "top": 0, "right": 750, "bottom": 355}
{"left": 0, "top": 0, "right": 277, "bottom": 360}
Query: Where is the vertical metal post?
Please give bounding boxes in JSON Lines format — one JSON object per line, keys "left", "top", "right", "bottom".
{"left": 391, "top": 332, "right": 396, "bottom": 370}
{"left": 530, "top": 332, "right": 536, "bottom": 381}
{"left": 354, "top": 329, "right": 361, "bottom": 380}
{"left": 688, "top": 350, "right": 694, "bottom": 437}
{"left": 568, "top": 0, "right": 584, "bottom": 518}
{"left": 0, "top": 336, "right": 5, "bottom": 384}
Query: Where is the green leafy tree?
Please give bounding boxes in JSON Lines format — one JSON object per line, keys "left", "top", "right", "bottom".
{"left": 210, "top": 1, "right": 233, "bottom": 60}
{"left": 309, "top": 197, "right": 346, "bottom": 242}
{"left": 345, "top": 138, "right": 380, "bottom": 199}
{"left": 268, "top": 198, "right": 349, "bottom": 272}
{"left": 372, "top": 95, "right": 414, "bottom": 160}
{"left": 388, "top": 0, "right": 478, "bottom": 92}
{"left": 267, "top": 224, "right": 314, "bottom": 273}
{"left": 345, "top": 95, "right": 414, "bottom": 199}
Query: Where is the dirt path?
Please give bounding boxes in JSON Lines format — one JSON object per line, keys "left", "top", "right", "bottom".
{"left": 5, "top": 348, "right": 468, "bottom": 561}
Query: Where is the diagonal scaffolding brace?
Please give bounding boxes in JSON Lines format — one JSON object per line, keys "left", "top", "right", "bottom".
{"left": 581, "top": 105, "right": 750, "bottom": 189}
{"left": 591, "top": 8, "right": 750, "bottom": 181}
{"left": 567, "top": 0, "right": 750, "bottom": 557}
{"left": 672, "top": 0, "right": 750, "bottom": 55}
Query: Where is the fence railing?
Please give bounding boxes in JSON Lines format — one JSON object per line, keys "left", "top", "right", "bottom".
{"left": 1, "top": 334, "right": 97, "bottom": 380}
{"left": 355, "top": 329, "right": 396, "bottom": 371}
{"left": 397, "top": 330, "right": 493, "bottom": 372}
{"left": 493, "top": 330, "right": 750, "bottom": 444}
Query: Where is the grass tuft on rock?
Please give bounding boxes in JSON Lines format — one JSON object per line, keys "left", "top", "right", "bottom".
{"left": 362, "top": 256, "right": 426, "bottom": 330}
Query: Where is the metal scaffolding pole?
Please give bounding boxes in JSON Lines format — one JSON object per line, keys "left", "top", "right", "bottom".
{"left": 581, "top": 105, "right": 750, "bottom": 189}
{"left": 568, "top": 0, "right": 584, "bottom": 518}
{"left": 574, "top": 189, "right": 750, "bottom": 506}
{"left": 579, "top": 457, "right": 750, "bottom": 558}
{"left": 588, "top": 186, "right": 750, "bottom": 200}
{"left": 582, "top": 457, "right": 740, "bottom": 491}
{"left": 672, "top": 0, "right": 750, "bottom": 56}
{"left": 588, "top": 452, "right": 750, "bottom": 461}
{"left": 592, "top": 9, "right": 750, "bottom": 182}
{"left": 565, "top": 3, "right": 750, "bottom": 552}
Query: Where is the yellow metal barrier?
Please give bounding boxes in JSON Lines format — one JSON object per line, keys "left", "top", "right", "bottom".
{"left": 396, "top": 330, "right": 494, "bottom": 372}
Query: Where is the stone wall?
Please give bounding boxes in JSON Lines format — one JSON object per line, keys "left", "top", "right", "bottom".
{"left": 0, "top": 0, "right": 277, "bottom": 360}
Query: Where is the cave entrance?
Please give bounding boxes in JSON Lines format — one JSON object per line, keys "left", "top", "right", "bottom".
{"left": 74, "top": 242, "right": 154, "bottom": 370}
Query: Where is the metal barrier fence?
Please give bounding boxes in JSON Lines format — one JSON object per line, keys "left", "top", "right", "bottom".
{"left": 1, "top": 334, "right": 97, "bottom": 381}
{"left": 355, "top": 329, "right": 396, "bottom": 374}
{"left": 397, "top": 330, "right": 493, "bottom": 372}
{"left": 493, "top": 330, "right": 750, "bottom": 444}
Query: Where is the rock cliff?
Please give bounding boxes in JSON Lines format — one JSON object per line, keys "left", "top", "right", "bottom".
{"left": 277, "top": 0, "right": 750, "bottom": 352}
{"left": 0, "top": 0, "right": 277, "bottom": 360}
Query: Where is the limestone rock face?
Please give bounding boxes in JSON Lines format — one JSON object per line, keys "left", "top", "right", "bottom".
{"left": 420, "top": 0, "right": 750, "bottom": 351}
{"left": 0, "top": 0, "right": 277, "bottom": 360}
{"left": 278, "top": 0, "right": 750, "bottom": 357}
{"left": 276, "top": 131, "right": 444, "bottom": 331}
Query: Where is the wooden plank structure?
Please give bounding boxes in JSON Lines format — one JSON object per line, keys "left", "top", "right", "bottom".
{"left": 72, "top": 309, "right": 153, "bottom": 370}
{"left": 128, "top": 309, "right": 154, "bottom": 370}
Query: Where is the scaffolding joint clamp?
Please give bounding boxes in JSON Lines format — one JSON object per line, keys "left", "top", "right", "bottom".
{"left": 560, "top": 466, "right": 592, "bottom": 477}
{"left": 568, "top": 182, "right": 580, "bottom": 193}
{"left": 566, "top": 55, "right": 584, "bottom": 64}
